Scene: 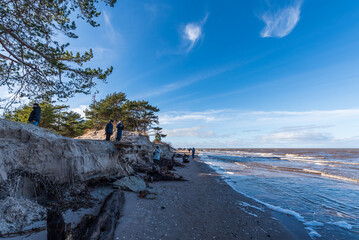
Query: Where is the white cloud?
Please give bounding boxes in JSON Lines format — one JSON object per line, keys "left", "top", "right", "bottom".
{"left": 164, "top": 126, "right": 216, "bottom": 138}
{"left": 70, "top": 105, "right": 88, "bottom": 118}
{"left": 183, "top": 14, "right": 208, "bottom": 52}
{"left": 159, "top": 108, "right": 359, "bottom": 148}
{"left": 160, "top": 110, "right": 229, "bottom": 125}
{"left": 260, "top": 1, "right": 302, "bottom": 38}
{"left": 260, "top": 131, "right": 334, "bottom": 143}
{"left": 0, "top": 86, "right": 11, "bottom": 100}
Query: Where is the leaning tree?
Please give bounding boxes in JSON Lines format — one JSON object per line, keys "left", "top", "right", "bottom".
{"left": 0, "top": 0, "right": 116, "bottom": 108}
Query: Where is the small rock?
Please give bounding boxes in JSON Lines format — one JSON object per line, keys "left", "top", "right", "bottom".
{"left": 113, "top": 176, "right": 146, "bottom": 193}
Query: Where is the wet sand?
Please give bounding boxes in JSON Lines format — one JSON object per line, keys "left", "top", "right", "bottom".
{"left": 114, "top": 157, "right": 309, "bottom": 240}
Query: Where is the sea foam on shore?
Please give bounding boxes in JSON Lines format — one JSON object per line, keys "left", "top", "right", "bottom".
{"left": 199, "top": 149, "right": 359, "bottom": 239}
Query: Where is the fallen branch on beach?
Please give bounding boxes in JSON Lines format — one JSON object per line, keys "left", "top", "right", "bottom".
{"left": 182, "top": 155, "right": 190, "bottom": 163}
{"left": 72, "top": 190, "right": 125, "bottom": 240}
{"left": 133, "top": 165, "right": 186, "bottom": 182}
{"left": 147, "top": 169, "right": 187, "bottom": 182}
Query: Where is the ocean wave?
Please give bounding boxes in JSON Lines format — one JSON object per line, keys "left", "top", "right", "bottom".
{"left": 329, "top": 221, "right": 353, "bottom": 230}
{"left": 199, "top": 153, "right": 359, "bottom": 239}
{"left": 302, "top": 169, "right": 359, "bottom": 183}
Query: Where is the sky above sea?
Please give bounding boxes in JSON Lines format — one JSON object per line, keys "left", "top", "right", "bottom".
{"left": 3, "top": 0, "right": 359, "bottom": 148}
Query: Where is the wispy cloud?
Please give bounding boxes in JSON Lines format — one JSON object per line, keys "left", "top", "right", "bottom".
{"left": 260, "top": 1, "right": 302, "bottom": 38}
{"left": 134, "top": 63, "right": 238, "bottom": 99}
{"left": 260, "top": 131, "right": 334, "bottom": 143}
{"left": 182, "top": 14, "right": 209, "bottom": 52}
{"left": 160, "top": 110, "right": 229, "bottom": 125}
{"left": 103, "top": 11, "right": 121, "bottom": 43}
{"left": 160, "top": 108, "right": 359, "bottom": 147}
{"left": 164, "top": 126, "right": 215, "bottom": 138}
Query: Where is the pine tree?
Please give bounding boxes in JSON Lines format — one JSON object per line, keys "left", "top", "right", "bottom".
{"left": 84, "top": 92, "right": 127, "bottom": 129}
{"left": 4, "top": 100, "right": 86, "bottom": 137}
{"left": 153, "top": 127, "right": 167, "bottom": 143}
{"left": 0, "top": 0, "right": 116, "bottom": 107}
{"left": 121, "top": 100, "right": 159, "bottom": 133}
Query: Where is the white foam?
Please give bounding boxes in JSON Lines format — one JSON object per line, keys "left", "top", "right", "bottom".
{"left": 199, "top": 154, "right": 324, "bottom": 239}
{"left": 329, "top": 221, "right": 353, "bottom": 230}
{"left": 305, "top": 221, "right": 324, "bottom": 227}
{"left": 305, "top": 227, "right": 322, "bottom": 238}
{"left": 237, "top": 201, "right": 265, "bottom": 212}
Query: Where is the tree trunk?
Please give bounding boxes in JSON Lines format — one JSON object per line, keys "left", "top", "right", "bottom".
{"left": 47, "top": 207, "right": 66, "bottom": 240}
{"left": 72, "top": 190, "right": 125, "bottom": 240}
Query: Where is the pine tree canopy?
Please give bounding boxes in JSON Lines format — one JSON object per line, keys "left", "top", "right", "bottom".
{"left": 0, "top": 0, "right": 116, "bottom": 106}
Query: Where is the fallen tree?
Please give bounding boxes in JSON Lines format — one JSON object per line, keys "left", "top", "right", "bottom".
{"left": 72, "top": 191, "right": 125, "bottom": 240}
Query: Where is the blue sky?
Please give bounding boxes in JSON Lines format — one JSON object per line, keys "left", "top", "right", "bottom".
{"left": 27, "top": 0, "right": 359, "bottom": 147}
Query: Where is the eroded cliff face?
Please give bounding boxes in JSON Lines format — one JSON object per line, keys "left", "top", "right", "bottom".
{"left": 77, "top": 129, "right": 175, "bottom": 165}
{"left": 0, "top": 119, "right": 157, "bottom": 198}
{"left": 0, "top": 119, "right": 178, "bottom": 235}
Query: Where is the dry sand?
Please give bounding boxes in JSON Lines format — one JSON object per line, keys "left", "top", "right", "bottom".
{"left": 114, "top": 157, "right": 309, "bottom": 240}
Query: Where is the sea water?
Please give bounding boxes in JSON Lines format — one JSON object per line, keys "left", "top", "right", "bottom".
{"left": 199, "top": 149, "right": 359, "bottom": 239}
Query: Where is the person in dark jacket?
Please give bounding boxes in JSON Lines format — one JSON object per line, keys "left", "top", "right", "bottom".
{"left": 116, "top": 121, "right": 124, "bottom": 141}
{"left": 192, "top": 147, "right": 196, "bottom": 159}
{"left": 28, "top": 103, "right": 41, "bottom": 126}
{"left": 105, "top": 119, "right": 114, "bottom": 141}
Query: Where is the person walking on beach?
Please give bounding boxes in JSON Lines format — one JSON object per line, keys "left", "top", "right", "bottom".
{"left": 105, "top": 119, "right": 114, "bottom": 141}
{"left": 192, "top": 147, "right": 196, "bottom": 159}
{"left": 28, "top": 103, "right": 41, "bottom": 126}
{"left": 153, "top": 146, "right": 162, "bottom": 165}
{"left": 116, "top": 121, "right": 124, "bottom": 141}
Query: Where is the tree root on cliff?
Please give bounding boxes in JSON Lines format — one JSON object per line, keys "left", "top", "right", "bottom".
{"left": 2, "top": 170, "right": 95, "bottom": 211}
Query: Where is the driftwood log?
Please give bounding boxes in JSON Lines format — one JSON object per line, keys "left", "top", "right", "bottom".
{"left": 160, "top": 156, "right": 175, "bottom": 170}
{"left": 47, "top": 207, "right": 66, "bottom": 240}
{"left": 182, "top": 155, "right": 190, "bottom": 163}
{"left": 72, "top": 190, "right": 125, "bottom": 240}
{"left": 147, "top": 169, "right": 186, "bottom": 182}
{"left": 133, "top": 165, "right": 186, "bottom": 182}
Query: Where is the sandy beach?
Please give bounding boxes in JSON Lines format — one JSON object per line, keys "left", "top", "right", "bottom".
{"left": 0, "top": 153, "right": 310, "bottom": 240}
{"left": 114, "top": 156, "right": 309, "bottom": 240}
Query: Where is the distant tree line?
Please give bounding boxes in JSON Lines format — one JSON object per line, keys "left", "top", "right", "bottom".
{"left": 4, "top": 92, "right": 162, "bottom": 138}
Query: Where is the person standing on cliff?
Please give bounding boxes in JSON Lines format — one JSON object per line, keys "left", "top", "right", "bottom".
{"left": 28, "top": 103, "right": 41, "bottom": 126}
{"left": 153, "top": 146, "right": 162, "bottom": 165}
{"left": 192, "top": 147, "right": 196, "bottom": 159}
{"left": 116, "top": 121, "right": 124, "bottom": 141}
{"left": 105, "top": 119, "right": 114, "bottom": 141}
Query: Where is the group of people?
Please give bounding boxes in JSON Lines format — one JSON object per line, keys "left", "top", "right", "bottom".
{"left": 105, "top": 119, "right": 124, "bottom": 141}
{"left": 27, "top": 104, "right": 196, "bottom": 166}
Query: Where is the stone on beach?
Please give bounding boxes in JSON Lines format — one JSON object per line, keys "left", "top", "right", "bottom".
{"left": 113, "top": 176, "right": 147, "bottom": 193}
